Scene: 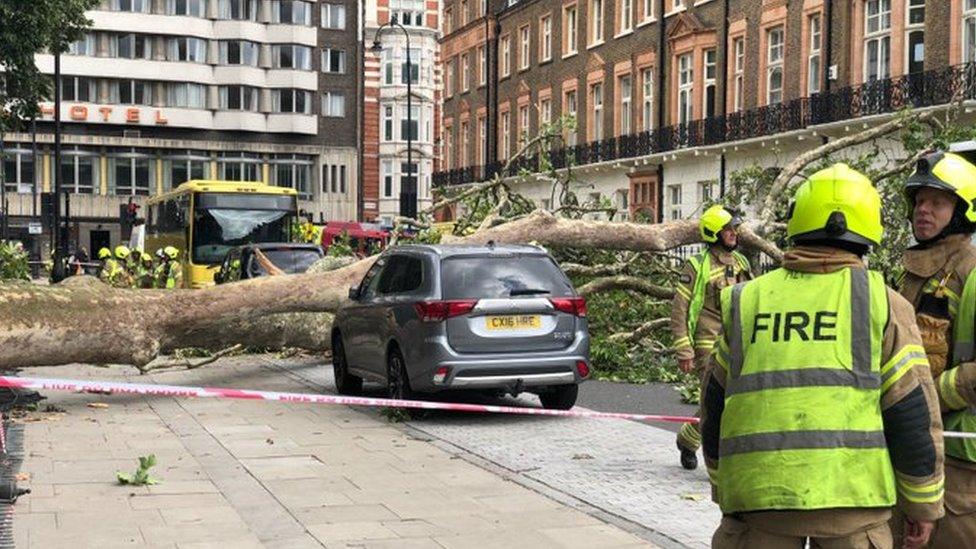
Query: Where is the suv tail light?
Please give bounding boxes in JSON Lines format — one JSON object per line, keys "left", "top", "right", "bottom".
{"left": 576, "top": 360, "right": 591, "bottom": 378}
{"left": 414, "top": 300, "right": 477, "bottom": 322}
{"left": 550, "top": 297, "right": 587, "bottom": 317}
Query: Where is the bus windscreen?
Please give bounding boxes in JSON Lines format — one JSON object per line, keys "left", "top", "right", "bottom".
{"left": 192, "top": 193, "right": 295, "bottom": 265}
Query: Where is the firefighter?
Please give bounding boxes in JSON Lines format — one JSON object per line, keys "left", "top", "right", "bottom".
{"left": 136, "top": 252, "right": 155, "bottom": 289}
{"left": 702, "top": 163, "right": 944, "bottom": 548}
{"left": 671, "top": 204, "right": 753, "bottom": 470}
{"left": 153, "top": 248, "right": 167, "bottom": 289}
{"left": 896, "top": 151, "right": 976, "bottom": 547}
{"left": 97, "top": 248, "right": 117, "bottom": 285}
{"left": 163, "top": 246, "right": 183, "bottom": 289}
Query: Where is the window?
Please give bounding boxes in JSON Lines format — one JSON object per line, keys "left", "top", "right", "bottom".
{"left": 461, "top": 52, "right": 470, "bottom": 92}
{"left": 619, "top": 76, "right": 632, "bottom": 135}
{"left": 217, "top": 152, "right": 261, "bottom": 181}
{"left": 60, "top": 77, "right": 96, "bottom": 102}
{"left": 382, "top": 159, "right": 395, "bottom": 198}
{"left": 906, "top": 0, "right": 925, "bottom": 74}
{"left": 460, "top": 121, "right": 469, "bottom": 167}
{"left": 445, "top": 7, "right": 454, "bottom": 34}
{"left": 443, "top": 128, "right": 453, "bottom": 169}
{"left": 703, "top": 49, "right": 716, "bottom": 118}
{"left": 565, "top": 5, "right": 578, "bottom": 55}
{"left": 519, "top": 26, "right": 530, "bottom": 70}
{"left": 399, "top": 162, "right": 418, "bottom": 202}
{"left": 110, "top": 33, "right": 152, "bottom": 60}
{"left": 218, "top": 0, "right": 258, "bottom": 20}
{"left": 590, "top": 0, "right": 604, "bottom": 44}
{"left": 383, "top": 105, "right": 394, "bottom": 141}
{"left": 501, "top": 111, "right": 511, "bottom": 159}
{"left": 110, "top": 0, "right": 150, "bottom": 12}
{"left": 167, "top": 0, "right": 207, "bottom": 16}
{"left": 2, "top": 145, "right": 35, "bottom": 194}
{"left": 501, "top": 35, "right": 511, "bottom": 76}
{"left": 322, "top": 92, "right": 345, "bottom": 117}
{"left": 678, "top": 53, "right": 693, "bottom": 124}
{"left": 966, "top": 0, "right": 976, "bottom": 63}
{"left": 698, "top": 181, "right": 713, "bottom": 202}
{"left": 112, "top": 80, "right": 153, "bottom": 106}
{"left": 272, "top": 1, "right": 313, "bottom": 25}
{"left": 322, "top": 48, "right": 347, "bottom": 73}
{"left": 220, "top": 40, "right": 259, "bottom": 66}
{"left": 401, "top": 48, "right": 420, "bottom": 84}
{"left": 460, "top": 0, "right": 468, "bottom": 26}
{"left": 642, "top": 0, "right": 653, "bottom": 21}
{"left": 167, "top": 37, "right": 207, "bottom": 63}
{"left": 382, "top": 49, "right": 395, "bottom": 84}
{"left": 540, "top": 98, "right": 552, "bottom": 125}
{"left": 60, "top": 147, "right": 99, "bottom": 194}
{"left": 166, "top": 83, "right": 207, "bottom": 108}
{"left": 733, "top": 37, "right": 745, "bottom": 111}
{"left": 162, "top": 150, "right": 209, "bottom": 191}
{"left": 271, "top": 154, "right": 313, "bottom": 200}
{"left": 481, "top": 0, "right": 487, "bottom": 16}
{"left": 864, "top": 0, "right": 891, "bottom": 81}
{"left": 808, "top": 14, "right": 822, "bottom": 93}
{"left": 322, "top": 164, "right": 348, "bottom": 194}
{"left": 477, "top": 116, "right": 487, "bottom": 165}
{"left": 272, "top": 89, "right": 311, "bottom": 114}
{"left": 620, "top": 0, "right": 633, "bottom": 33}
{"left": 518, "top": 104, "right": 530, "bottom": 144}
{"left": 541, "top": 16, "right": 552, "bottom": 61}
{"left": 478, "top": 46, "right": 487, "bottom": 85}
{"left": 67, "top": 34, "right": 96, "bottom": 56}
{"left": 668, "top": 184, "right": 681, "bottom": 220}
{"left": 219, "top": 85, "right": 259, "bottom": 111}
{"left": 565, "top": 90, "right": 578, "bottom": 145}
{"left": 274, "top": 45, "right": 312, "bottom": 70}
{"left": 400, "top": 105, "right": 420, "bottom": 140}
{"left": 591, "top": 83, "right": 603, "bottom": 140}
{"left": 766, "top": 26, "right": 784, "bottom": 104}
{"left": 446, "top": 60, "right": 454, "bottom": 96}
{"left": 390, "top": 0, "right": 426, "bottom": 27}
{"left": 321, "top": 3, "right": 346, "bottom": 29}
{"left": 641, "top": 68, "right": 653, "bottom": 130}
{"left": 108, "top": 148, "right": 153, "bottom": 196}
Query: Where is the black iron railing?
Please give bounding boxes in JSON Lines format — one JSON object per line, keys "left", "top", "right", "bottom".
{"left": 433, "top": 63, "right": 976, "bottom": 187}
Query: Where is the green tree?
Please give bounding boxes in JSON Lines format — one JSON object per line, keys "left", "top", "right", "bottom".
{"left": 0, "top": 0, "right": 97, "bottom": 127}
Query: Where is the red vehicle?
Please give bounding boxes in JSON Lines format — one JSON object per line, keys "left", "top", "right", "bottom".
{"left": 321, "top": 221, "right": 390, "bottom": 257}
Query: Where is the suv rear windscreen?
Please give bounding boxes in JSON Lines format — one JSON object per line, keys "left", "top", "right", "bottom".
{"left": 440, "top": 255, "right": 574, "bottom": 300}
{"left": 248, "top": 248, "right": 323, "bottom": 276}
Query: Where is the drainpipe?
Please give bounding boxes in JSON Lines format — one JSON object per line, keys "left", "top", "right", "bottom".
{"left": 489, "top": 18, "right": 501, "bottom": 171}
{"left": 357, "top": 0, "right": 366, "bottom": 221}
{"left": 820, "top": 0, "right": 833, "bottom": 145}
{"left": 719, "top": 0, "right": 729, "bottom": 196}
{"left": 655, "top": 0, "right": 666, "bottom": 223}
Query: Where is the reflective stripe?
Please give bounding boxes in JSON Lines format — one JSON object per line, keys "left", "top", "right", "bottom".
{"left": 720, "top": 430, "right": 887, "bottom": 457}
{"left": 676, "top": 285, "right": 693, "bottom": 299}
{"left": 729, "top": 282, "right": 746, "bottom": 377}
{"left": 850, "top": 268, "right": 872, "bottom": 376}
{"left": 941, "top": 368, "right": 969, "bottom": 410}
{"left": 880, "top": 348, "right": 927, "bottom": 393}
{"left": 897, "top": 478, "right": 945, "bottom": 504}
{"left": 726, "top": 368, "right": 879, "bottom": 396}
{"left": 715, "top": 340, "right": 731, "bottom": 371}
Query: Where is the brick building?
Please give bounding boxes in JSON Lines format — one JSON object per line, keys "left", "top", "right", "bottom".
{"left": 436, "top": 0, "right": 976, "bottom": 223}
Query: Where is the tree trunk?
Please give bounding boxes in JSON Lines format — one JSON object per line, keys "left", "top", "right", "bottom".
{"left": 0, "top": 211, "right": 776, "bottom": 369}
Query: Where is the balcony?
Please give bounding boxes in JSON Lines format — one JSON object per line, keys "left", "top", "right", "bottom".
{"left": 433, "top": 62, "right": 976, "bottom": 187}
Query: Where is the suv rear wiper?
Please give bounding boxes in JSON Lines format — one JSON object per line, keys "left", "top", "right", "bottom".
{"left": 509, "top": 288, "right": 551, "bottom": 296}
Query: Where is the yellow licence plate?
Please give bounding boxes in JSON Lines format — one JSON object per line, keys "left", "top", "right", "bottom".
{"left": 485, "top": 315, "right": 542, "bottom": 330}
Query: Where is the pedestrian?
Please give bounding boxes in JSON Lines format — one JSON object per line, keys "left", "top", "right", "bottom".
{"left": 895, "top": 151, "right": 976, "bottom": 547}
{"left": 670, "top": 204, "right": 752, "bottom": 470}
{"left": 75, "top": 246, "right": 90, "bottom": 275}
{"left": 163, "top": 246, "right": 183, "bottom": 289}
{"left": 701, "top": 163, "right": 944, "bottom": 549}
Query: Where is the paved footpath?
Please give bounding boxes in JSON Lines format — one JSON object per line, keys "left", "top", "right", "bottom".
{"left": 9, "top": 356, "right": 656, "bottom": 548}
{"left": 266, "top": 358, "right": 720, "bottom": 549}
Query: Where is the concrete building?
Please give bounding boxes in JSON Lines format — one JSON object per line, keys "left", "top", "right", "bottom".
{"left": 435, "top": 0, "right": 976, "bottom": 224}
{"left": 1, "top": 0, "right": 361, "bottom": 257}
{"left": 362, "top": 0, "right": 441, "bottom": 225}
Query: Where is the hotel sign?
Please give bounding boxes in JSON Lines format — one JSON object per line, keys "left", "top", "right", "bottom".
{"left": 38, "top": 103, "right": 169, "bottom": 125}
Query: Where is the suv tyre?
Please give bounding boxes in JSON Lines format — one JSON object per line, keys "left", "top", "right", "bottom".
{"left": 539, "top": 384, "right": 578, "bottom": 410}
{"left": 332, "top": 336, "right": 362, "bottom": 395}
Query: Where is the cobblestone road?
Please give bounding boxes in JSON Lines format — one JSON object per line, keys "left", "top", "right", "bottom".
{"left": 270, "top": 358, "right": 719, "bottom": 548}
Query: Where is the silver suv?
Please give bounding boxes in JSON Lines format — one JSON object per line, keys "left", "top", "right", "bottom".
{"left": 331, "top": 244, "right": 590, "bottom": 409}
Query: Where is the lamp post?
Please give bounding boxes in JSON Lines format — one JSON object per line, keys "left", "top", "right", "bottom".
{"left": 371, "top": 16, "right": 417, "bottom": 219}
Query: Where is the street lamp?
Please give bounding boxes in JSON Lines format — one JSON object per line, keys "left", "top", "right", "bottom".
{"left": 371, "top": 16, "right": 417, "bottom": 220}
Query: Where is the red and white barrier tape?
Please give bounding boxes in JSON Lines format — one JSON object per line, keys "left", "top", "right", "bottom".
{"left": 0, "top": 376, "right": 697, "bottom": 425}
{"left": 0, "top": 375, "right": 973, "bottom": 439}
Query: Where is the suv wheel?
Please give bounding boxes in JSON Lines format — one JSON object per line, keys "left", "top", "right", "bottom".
{"left": 387, "top": 347, "right": 414, "bottom": 401}
{"left": 539, "top": 384, "right": 578, "bottom": 410}
{"left": 332, "top": 336, "right": 362, "bottom": 395}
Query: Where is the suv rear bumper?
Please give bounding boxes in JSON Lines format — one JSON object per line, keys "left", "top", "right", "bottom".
{"left": 404, "top": 333, "right": 589, "bottom": 393}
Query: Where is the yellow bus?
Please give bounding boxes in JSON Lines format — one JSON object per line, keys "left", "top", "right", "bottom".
{"left": 146, "top": 180, "right": 299, "bottom": 288}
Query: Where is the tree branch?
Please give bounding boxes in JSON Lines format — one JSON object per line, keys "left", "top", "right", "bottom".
{"left": 607, "top": 318, "right": 670, "bottom": 344}
{"left": 576, "top": 276, "right": 674, "bottom": 299}
{"left": 138, "top": 344, "right": 244, "bottom": 374}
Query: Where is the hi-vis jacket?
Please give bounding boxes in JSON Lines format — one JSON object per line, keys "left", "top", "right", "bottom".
{"left": 671, "top": 245, "right": 752, "bottom": 362}
{"left": 702, "top": 246, "right": 944, "bottom": 530}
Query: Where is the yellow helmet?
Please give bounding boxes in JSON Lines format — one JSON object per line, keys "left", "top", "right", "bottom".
{"left": 114, "top": 245, "right": 131, "bottom": 260}
{"left": 141, "top": 252, "right": 152, "bottom": 263}
{"left": 905, "top": 151, "right": 976, "bottom": 224}
{"left": 787, "top": 163, "right": 882, "bottom": 246}
{"left": 163, "top": 246, "right": 180, "bottom": 260}
{"left": 98, "top": 247, "right": 111, "bottom": 259}
{"left": 699, "top": 205, "right": 741, "bottom": 243}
